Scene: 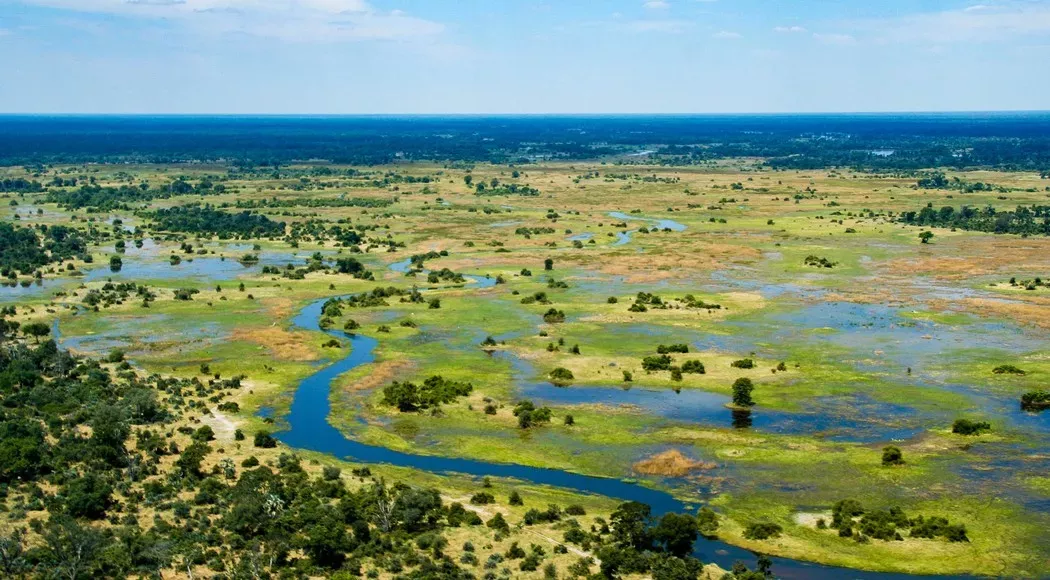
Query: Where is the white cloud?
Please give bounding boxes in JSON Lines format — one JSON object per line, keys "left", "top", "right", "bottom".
{"left": 713, "top": 30, "right": 741, "bottom": 39}
{"left": 14, "top": 0, "right": 443, "bottom": 42}
{"left": 773, "top": 25, "right": 807, "bottom": 33}
{"left": 854, "top": 1, "right": 1050, "bottom": 44}
{"left": 643, "top": 0, "right": 669, "bottom": 9}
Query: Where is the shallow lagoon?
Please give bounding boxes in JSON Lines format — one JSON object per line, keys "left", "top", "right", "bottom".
{"left": 0, "top": 244, "right": 315, "bottom": 302}
{"left": 494, "top": 351, "right": 922, "bottom": 444}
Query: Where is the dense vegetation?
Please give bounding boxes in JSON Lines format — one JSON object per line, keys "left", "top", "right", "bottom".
{"left": 900, "top": 205, "right": 1050, "bottom": 236}
{"left": 0, "top": 178, "right": 45, "bottom": 193}
{"left": 0, "top": 308, "right": 737, "bottom": 579}
{"left": 5, "top": 114, "right": 1050, "bottom": 170}
{"left": 1021, "top": 391, "right": 1050, "bottom": 412}
{"left": 149, "top": 206, "right": 286, "bottom": 238}
{"left": 47, "top": 180, "right": 222, "bottom": 211}
{"left": 0, "top": 223, "right": 87, "bottom": 276}
{"left": 381, "top": 376, "right": 473, "bottom": 412}
{"left": 822, "top": 499, "right": 969, "bottom": 544}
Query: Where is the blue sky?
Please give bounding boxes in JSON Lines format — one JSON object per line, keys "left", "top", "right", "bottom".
{"left": 1, "top": 0, "right": 1049, "bottom": 113}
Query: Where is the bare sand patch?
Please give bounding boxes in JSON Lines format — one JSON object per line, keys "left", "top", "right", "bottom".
{"left": 794, "top": 511, "right": 831, "bottom": 527}
{"left": 203, "top": 409, "right": 237, "bottom": 442}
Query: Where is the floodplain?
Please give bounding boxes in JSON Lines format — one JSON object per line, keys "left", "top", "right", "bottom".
{"left": 4, "top": 156, "right": 1050, "bottom": 578}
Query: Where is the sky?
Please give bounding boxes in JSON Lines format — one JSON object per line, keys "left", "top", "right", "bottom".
{"left": 0, "top": 0, "right": 1049, "bottom": 114}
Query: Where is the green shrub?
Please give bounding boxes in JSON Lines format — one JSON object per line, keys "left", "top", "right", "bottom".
{"left": 743, "top": 522, "right": 782, "bottom": 540}
{"left": 549, "top": 367, "right": 574, "bottom": 385}
{"left": 253, "top": 430, "right": 277, "bottom": 448}
{"left": 881, "top": 445, "right": 904, "bottom": 466}
{"left": 681, "top": 360, "right": 705, "bottom": 374}
{"left": 951, "top": 419, "right": 991, "bottom": 435}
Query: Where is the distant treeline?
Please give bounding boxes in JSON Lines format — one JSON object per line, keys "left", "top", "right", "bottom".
{"left": 4, "top": 114, "right": 1050, "bottom": 170}
{"left": 900, "top": 205, "right": 1050, "bottom": 236}
{"left": 148, "top": 206, "right": 286, "bottom": 238}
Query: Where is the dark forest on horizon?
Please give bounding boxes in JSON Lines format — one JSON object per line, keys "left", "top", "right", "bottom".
{"left": 3, "top": 113, "right": 1050, "bottom": 170}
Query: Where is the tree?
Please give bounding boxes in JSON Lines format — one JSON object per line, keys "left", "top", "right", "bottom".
{"left": 192, "top": 424, "right": 215, "bottom": 442}
{"left": 681, "top": 360, "right": 705, "bottom": 374}
{"left": 743, "top": 522, "right": 782, "bottom": 540}
{"left": 60, "top": 474, "right": 113, "bottom": 519}
{"left": 20, "top": 321, "right": 50, "bottom": 343}
{"left": 392, "top": 487, "right": 443, "bottom": 532}
{"left": 542, "top": 308, "right": 565, "bottom": 323}
{"left": 514, "top": 401, "right": 552, "bottom": 429}
{"left": 952, "top": 419, "right": 991, "bottom": 435}
{"left": 89, "top": 404, "right": 130, "bottom": 467}
{"left": 175, "top": 441, "right": 210, "bottom": 479}
{"left": 548, "top": 367, "right": 574, "bottom": 386}
{"left": 0, "top": 417, "right": 47, "bottom": 483}
{"left": 882, "top": 445, "right": 905, "bottom": 466}
{"left": 757, "top": 554, "right": 774, "bottom": 578}
{"left": 642, "top": 354, "right": 673, "bottom": 371}
{"left": 610, "top": 501, "right": 652, "bottom": 550}
{"left": 544, "top": 258, "right": 554, "bottom": 271}
{"left": 301, "top": 507, "right": 350, "bottom": 568}
{"left": 487, "top": 512, "right": 510, "bottom": 533}
{"left": 919, "top": 231, "right": 934, "bottom": 244}
{"left": 730, "top": 560, "right": 769, "bottom": 580}
{"left": 651, "top": 554, "right": 703, "bottom": 580}
{"left": 653, "top": 513, "right": 699, "bottom": 557}
{"left": 696, "top": 507, "right": 719, "bottom": 536}
{"left": 41, "top": 515, "right": 104, "bottom": 580}
{"left": 254, "top": 430, "right": 278, "bottom": 448}
{"left": 0, "top": 529, "right": 29, "bottom": 578}
{"left": 732, "top": 377, "right": 755, "bottom": 408}
{"left": 335, "top": 257, "right": 369, "bottom": 277}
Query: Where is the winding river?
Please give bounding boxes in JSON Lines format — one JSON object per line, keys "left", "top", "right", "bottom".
{"left": 606, "top": 211, "right": 687, "bottom": 247}
{"left": 274, "top": 295, "right": 947, "bottom": 580}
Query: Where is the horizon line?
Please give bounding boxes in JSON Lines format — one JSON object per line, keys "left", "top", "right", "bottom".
{"left": 2, "top": 110, "right": 1050, "bottom": 118}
